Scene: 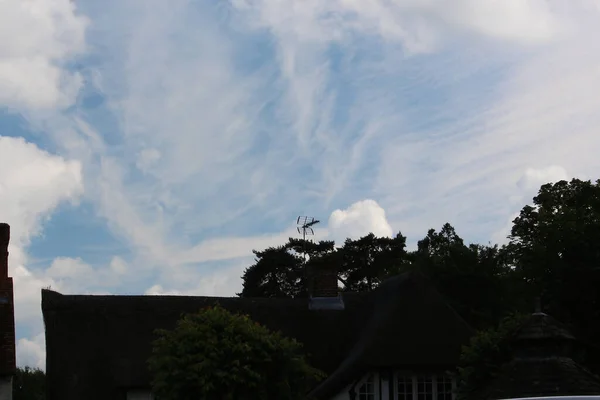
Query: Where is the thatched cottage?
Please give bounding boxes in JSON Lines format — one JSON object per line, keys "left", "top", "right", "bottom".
{"left": 42, "top": 267, "right": 474, "bottom": 400}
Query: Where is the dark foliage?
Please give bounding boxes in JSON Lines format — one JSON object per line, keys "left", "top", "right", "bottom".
{"left": 410, "top": 223, "right": 523, "bottom": 330}
{"left": 13, "top": 366, "right": 46, "bottom": 400}
{"left": 238, "top": 239, "right": 335, "bottom": 298}
{"left": 455, "top": 312, "right": 529, "bottom": 400}
{"left": 239, "top": 233, "right": 410, "bottom": 298}
{"left": 148, "top": 305, "right": 324, "bottom": 400}
{"left": 455, "top": 178, "right": 600, "bottom": 397}
{"left": 505, "top": 179, "right": 600, "bottom": 342}
{"left": 338, "top": 232, "right": 409, "bottom": 291}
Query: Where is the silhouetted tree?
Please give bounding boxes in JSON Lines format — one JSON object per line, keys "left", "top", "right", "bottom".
{"left": 13, "top": 366, "right": 45, "bottom": 400}
{"left": 505, "top": 178, "right": 600, "bottom": 342}
{"left": 238, "top": 239, "right": 335, "bottom": 298}
{"left": 238, "top": 234, "right": 409, "bottom": 297}
{"left": 410, "top": 223, "right": 519, "bottom": 329}
{"left": 338, "top": 232, "right": 409, "bottom": 291}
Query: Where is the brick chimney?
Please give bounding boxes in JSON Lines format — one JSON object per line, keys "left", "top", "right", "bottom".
{"left": 0, "top": 223, "right": 16, "bottom": 400}
{"left": 310, "top": 266, "right": 338, "bottom": 297}
{"left": 308, "top": 263, "right": 344, "bottom": 310}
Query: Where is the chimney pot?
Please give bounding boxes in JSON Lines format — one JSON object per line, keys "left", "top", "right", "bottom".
{"left": 0, "top": 223, "right": 8, "bottom": 249}
{"left": 0, "top": 223, "right": 8, "bottom": 279}
{"left": 0, "top": 222, "right": 15, "bottom": 376}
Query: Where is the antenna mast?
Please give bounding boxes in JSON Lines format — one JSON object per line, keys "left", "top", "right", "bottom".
{"left": 297, "top": 216, "right": 320, "bottom": 241}
{"left": 296, "top": 216, "right": 320, "bottom": 263}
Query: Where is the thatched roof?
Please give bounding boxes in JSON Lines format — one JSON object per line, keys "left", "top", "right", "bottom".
{"left": 470, "top": 311, "right": 600, "bottom": 399}
{"left": 42, "top": 271, "right": 473, "bottom": 400}
{"left": 475, "top": 356, "right": 600, "bottom": 399}
{"left": 515, "top": 312, "right": 577, "bottom": 342}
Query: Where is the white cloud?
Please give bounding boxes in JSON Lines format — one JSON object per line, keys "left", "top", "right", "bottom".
{"left": 145, "top": 284, "right": 181, "bottom": 296}
{"left": 0, "top": 0, "right": 88, "bottom": 111}
{"left": 233, "top": 0, "right": 561, "bottom": 51}
{"left": 174, "top": 229, "right": 295, "bottom": 265}
{"left": 109, "top": 256, "right": 128, "bottom": 275}
{"left": 92, "top": 157, "right": 174, "bottom": 268}
{"left": 491, "top": 165, "right": 573, "bottom": 244}
{"left": 370, "top": 3, "right": 600, "bottom": 244}
{"left": 136, "top": 148, "right": 162, "bottom": 173}
{"left": 12, "top": 252, "right": 132, "bottom": 368}
{"left": 437, "top": 1, "right": 561, "bottom": 44}
{"left": 0, "top": 136, "right": 83, "bottom": 367}
{"left": 329, "top": 200, "right": 393, "bottom": 243}
{"left": 46, "top": 257, "right": 93, "bottom": 278}
{"left": 12, "top": 264, "right": 56, "bottom": 323}
{"left": 223, "top": 0, "right": 585, "bottom": 217}
{"left": 31, "top": 1, "right": 276, "bottom": 275}
{"left": 0, "top": 136, "right": 83, "bottom": 244}
{"left": 43, "top": 255, "right": 135, "bottom": 295}
{"left": 146, "top": 257, "right": 254, "bottom": 298}
{"left": 16, "top": 333, "right": 45, "bottom": 370}
{"left": 517, "top": 166, "right": 570, "bottom": 193}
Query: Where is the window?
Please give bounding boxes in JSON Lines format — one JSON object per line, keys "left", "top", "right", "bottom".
{"left": 395, "top": 374, "right": 455, "bottom": 400}
{"left": 357, "top": 373, "right": 376, "bottom": 400}
{"left": 416, "top": 376, "right": 433, "bottom": 400}
{"left": 397, "top": 375, "right": 414, "bottom": 400}
{"left": 436, "top": 374, "right": 453, "bottom": 400}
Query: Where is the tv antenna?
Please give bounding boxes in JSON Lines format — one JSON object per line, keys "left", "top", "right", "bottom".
{"left": 297, "top": 216, "right": 320, "bottom": 292}
{"left": 297, "top": 216, "right": 319, "bottom": 265}
{"left": 296, "top": 216, "right": 348, "bottom": 291}
{"left": 297, "top": 216, "right": 320, "bottom": 241}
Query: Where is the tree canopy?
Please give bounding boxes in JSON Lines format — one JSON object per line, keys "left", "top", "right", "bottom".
{"left": 239, "top": 224, "right": 516, "bottom": 330}
{"left": 505, "top": 178, "right": 600, "bottom": 341}
{"left": 13, "top": 366, "right": 46, "bottom": 400}
{"left": 240, "top": 181, "right": 600, "bottom": 330}
{"left": 238, "top": 233, "right": 409, "bottom": 298}
{"left": 148, "top": 304, "right": 323, "bottom": 400}
{"left": 338, "top": 232, "right": 408, "bottom": 291}
{"left": 411, "top": 223, "right": 521, "bottom": 329}
{"left": 237, "top": 239, "right": 335, "bottom": 298}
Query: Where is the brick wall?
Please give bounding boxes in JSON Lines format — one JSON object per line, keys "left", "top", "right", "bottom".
{"left": 311, "top": 269, "right": 339, "bottom": 297}
{"left": 309, "top": 262, "right": 340, "bottom": 298}
{"left": 0, "top": 223, "right": 15, "bottom": 377}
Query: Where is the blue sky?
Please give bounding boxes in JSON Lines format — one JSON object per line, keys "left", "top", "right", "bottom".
{"left": 3, "top": 0, "right": 600, "bottom": 368}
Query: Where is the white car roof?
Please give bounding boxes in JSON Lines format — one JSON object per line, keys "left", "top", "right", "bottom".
{"left": 501, "top": 397, "right": 600, "bottom": 400}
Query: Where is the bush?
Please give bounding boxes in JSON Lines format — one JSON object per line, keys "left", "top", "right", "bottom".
{"left": 13, "top": 366, "right": 46, "bottom": 400}
{"left": 455, "top": 312, "right": 529, "bottom": 400}
{"left": 148, "top": 305, "right": 324, "bottom": 400}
